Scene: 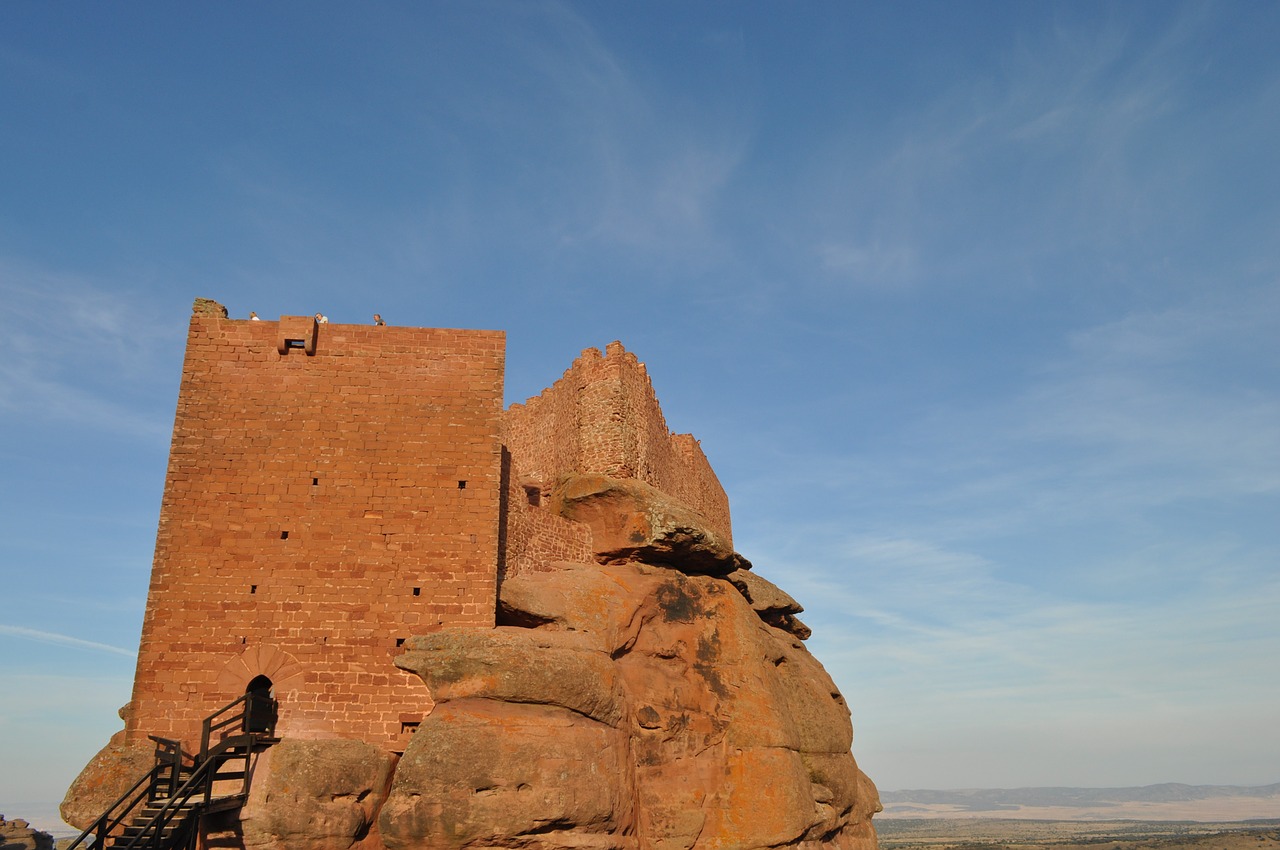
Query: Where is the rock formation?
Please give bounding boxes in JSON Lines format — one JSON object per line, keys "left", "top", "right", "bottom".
{"left": 65, "top": 490, "right": 878, "bottom": 850}
{"left": 0, "top": 815, "right": 53, "bottom": 850}
{"left": 61, "top": 325, "right": 879, "bottom": 850}
{"left": 239, "top": 498, "right": 876, "bottom": 849}
{"left": 381, "top": 560, "right": 878, "bottom": 850}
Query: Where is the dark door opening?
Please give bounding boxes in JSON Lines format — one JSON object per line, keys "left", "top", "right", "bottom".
{"left": 244, "top": 675, "right": 278, "bottom": 734}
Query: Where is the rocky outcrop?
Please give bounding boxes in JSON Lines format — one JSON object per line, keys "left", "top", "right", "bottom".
{"left": 0, "top": 815, "right": 53, "bottom": 850}
{"left": 62, "top": 440, "right": 876, "bottom": 850}
{"left": 385, "top": 559, "right": 879, "bottom": 850}
{"left": 725, "top": 567, "right": 812, "bottom": 640}
{"left": 552, "top": 474, "right": 749, "bottom": 575}
{"left": 236, "top": 739, "right": 397, "bottom": 850}
{"left": 59, "top": 730, "right": 154, "bottom": 831}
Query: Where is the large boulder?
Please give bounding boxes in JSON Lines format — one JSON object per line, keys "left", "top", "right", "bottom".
{"left": 725, "top": 567, "right": 812, "bottom": 640}
{"left": 60, "top": 730, "right": 154, "bottom": 831}
{"left": 390, "top": 559, "right": 879, "bottom": 850}
{"left": 396, "top": 629, "right": 625, "bottom": 727}
{"left": 551, "top": 475, "right": 749, "bottom": 575}
{"left": 378, "top": 700, "right": 633, "bottom": 850}
{"left": 236, "top": 739, "right": 397, "bottom": 850}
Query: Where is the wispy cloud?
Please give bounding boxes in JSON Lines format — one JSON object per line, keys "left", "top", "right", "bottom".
{"left": 0, "top": 624, "right": 135, "bottom": 658}
{"left": 0, "top": 260, "right": 177, "bottom": 439}
{"left": 796, "top": 4, "right": 1270, "bottom": 298}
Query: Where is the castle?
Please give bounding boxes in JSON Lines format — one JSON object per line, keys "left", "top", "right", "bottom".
{"left": 68, "top": 298, "right": 880, "bottom": 850}
{"left": 126, "top": 298, "right": 731, "bottom": 754}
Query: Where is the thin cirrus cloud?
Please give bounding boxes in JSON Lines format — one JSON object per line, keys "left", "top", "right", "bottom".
{"left": 799, "top": 11, "right": 1238, "bottom": 298}
{"left": 0, "top": 624, "right": 135, "bottom": 658}
{"left": 0, "top": 264, "right": 177, "bottom": 439}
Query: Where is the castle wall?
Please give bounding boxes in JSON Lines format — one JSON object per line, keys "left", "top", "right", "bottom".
{"left": 127, "top": 303, "right": 505, "bottom": 751}
{"left": 498, "top": 450, "right": 594, "bottom": 581}
{"left": 503, "top": 342, "right": 732, "bottom": 544}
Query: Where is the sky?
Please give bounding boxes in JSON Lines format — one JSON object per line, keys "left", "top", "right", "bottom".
{"left": 1, "top": 1, "right": 1278, "bottom": 812}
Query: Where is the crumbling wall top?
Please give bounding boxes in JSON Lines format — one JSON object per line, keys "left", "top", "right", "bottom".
{"left": 503, "top": 341, "right": 731, "bottom": 543}
{"left": 192, "top": 297, "right": 228, "bottom": 318}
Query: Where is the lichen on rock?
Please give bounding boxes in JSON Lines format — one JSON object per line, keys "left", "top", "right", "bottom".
{"left": 387, "top": 557, "right": 880, "bottom": 850}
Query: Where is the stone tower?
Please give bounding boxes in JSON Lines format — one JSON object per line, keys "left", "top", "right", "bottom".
{"left": 126, "top": 300, "right": 506, "bottom": 751}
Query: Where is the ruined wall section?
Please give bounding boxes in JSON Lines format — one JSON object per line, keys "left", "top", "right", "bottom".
{"left": 127, "top": 302, "right": 505, "bottom": 751}
{"left": 503, "top": 341, "right": 731, "bottom": 544}
{"left": 498, "top": 450, "right": 593, "bottom": 581}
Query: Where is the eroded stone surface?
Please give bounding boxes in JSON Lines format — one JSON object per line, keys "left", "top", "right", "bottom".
{"left": 396, "top": 628, "right": 625, "bottom": 727}
{"left": 61, "top": 556, "right": 876, "bottom": 850}
{"left": 238, "top": 738, "right": 396, "bottom": 850}
{"left": 379, "top": 700, "right": 633, "bottom": 850}
{"left": 0, "top": 815, "right": 53, "bottom": 850}
{"left": 390, "top": 559, "right": 879, "bottom": 850}
{"left": 60, "top": 730, "right": 155, "bottom": 831}
{"left": 552, "top": 475, "right": 749, "bottom": 575}
{"left": 724, "top": 568, "right": 813, "bottom": 640}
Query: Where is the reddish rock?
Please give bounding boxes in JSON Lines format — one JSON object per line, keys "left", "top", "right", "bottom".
{"left": 378, "top": 700, "right": 633, "bottom": 850}
{"left": 725, "top": 568, "right": 813, "bottom": 640}
{"left": 497, "top": 560, "right": 669, "bottom": 654}
{"left": 395, "top": 628, "right": 625, "bottom": 727}
{"left": 60, "top": 730, "right": 155, "bottom": 831}
{"left": 237, "top": 738, "right": 396, "bottom": 850}
{"left": 63, "top": 557, "right": 877, "bottom": 850}
{"left": 724, "top": 568, "right": 802, "bottom": 616}
{"left": 552, "top": 475, "right": 748, "bottom": 575}
{"left": 390, "top": 559, "right": 879, "bottom": 850}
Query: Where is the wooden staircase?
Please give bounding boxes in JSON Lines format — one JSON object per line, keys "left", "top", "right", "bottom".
{"left": 69, "top": 693, "right": 278, "bottom": 850}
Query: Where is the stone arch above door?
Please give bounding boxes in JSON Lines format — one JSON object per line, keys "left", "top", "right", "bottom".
{"left": 215, "top": 644, "right": 305, "bottom": 701}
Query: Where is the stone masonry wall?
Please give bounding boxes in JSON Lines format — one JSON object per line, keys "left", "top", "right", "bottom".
{"left": 498, "top": 449, "right": 593, "bottom": 581}
{"left": 502, "top": 342, "right": 732, "bottom": 544}
{"left": 126, "top": 302, "right": 505, "bottom": 752}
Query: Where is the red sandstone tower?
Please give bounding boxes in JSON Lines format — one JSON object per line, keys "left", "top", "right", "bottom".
{"left": 127, "top": 300, "right": 506, "bottom": 750}
{"left": 125, "top": 298, "right": 729, "bottom": 755}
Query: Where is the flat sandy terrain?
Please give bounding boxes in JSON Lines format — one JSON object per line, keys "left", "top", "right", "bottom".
{"left": 881, "top": 797, "right": 1280, "bottom": 822}
{"left": 876, "top": 818, "right": 1280, "bottom": 850}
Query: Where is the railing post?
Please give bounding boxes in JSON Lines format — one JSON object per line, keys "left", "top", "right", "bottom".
{"left": 169, "top": 746, "right": 180, "bottom": 798}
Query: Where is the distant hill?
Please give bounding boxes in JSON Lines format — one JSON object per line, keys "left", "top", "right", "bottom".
{"left": 879, "top": 783, "right": 1280, "bottom": 821}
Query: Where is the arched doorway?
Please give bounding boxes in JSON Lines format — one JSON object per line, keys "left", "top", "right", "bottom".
{"left": 244, "top": 675, "right": 278, "bottom": 734}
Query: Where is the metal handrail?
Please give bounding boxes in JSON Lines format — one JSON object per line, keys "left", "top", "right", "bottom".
{"left": 68, "top": 692, "right": 277, "bottom": 850}
{"left": 117, "top": 734, "right": 257, "bottom": 850}
{"left": 200, "top": 692, "right": 276, "bottom": 759}
{"left": 146, "top": 737, "right": 192, "bottom": 801}
{"left": 65, "top": 765, "right": 159, "bottom": 850}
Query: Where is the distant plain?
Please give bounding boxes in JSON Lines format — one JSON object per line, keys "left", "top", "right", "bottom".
{"left": 880, "top": 785, "right": 1280, "bottom": 822}
{"left": 876, "top": 819, "right": 1279, "bottom": 850}
{"left": 878, "top": 785, "right": 1279, "bottom": 850}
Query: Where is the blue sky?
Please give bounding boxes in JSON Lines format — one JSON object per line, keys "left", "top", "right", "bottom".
{"left": 2, "top": 2, "right": 1278, "bottom": 809}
